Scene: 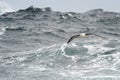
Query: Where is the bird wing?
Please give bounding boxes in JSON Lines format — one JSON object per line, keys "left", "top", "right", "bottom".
{"left": 67, "top": 34, "right": 107, "bottom": 44}
{"left": 92, "top": 34, "right": 107, "bottom": 39}
{"left": 67, "top": 34, "right": 80, "bottom": 44}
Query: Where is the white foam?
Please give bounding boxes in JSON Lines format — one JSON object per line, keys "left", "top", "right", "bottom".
{"left": 28, "top": 65, "right": 46, "bottom": 71}
{"left": 0, "top": 27, "right": 6, "bottom": 35}
{"left": 83, "top": 44, "right": 115, "bottom": 55}
{"left": 61, "top": 15, "right": 66, "bottom": 19}
{"left": 67, "top": 13, "right": 72, "bottom": 17}
{"left": 37, "top": 44, "right": 57, "bottom": 51}
{"left": 71, "top": 43, "right": 78, "bottom": 47}
{"left": 17, "top": 57, "right": 26, "bottom": 61}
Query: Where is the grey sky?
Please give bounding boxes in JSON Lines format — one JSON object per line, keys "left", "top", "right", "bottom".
{"left": 2, "top": 0, "right": 120, "bottom": 12}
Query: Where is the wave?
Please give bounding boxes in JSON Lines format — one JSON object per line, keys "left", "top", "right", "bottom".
{"left": 0, "top": 38, "right": 120, "bottom": 79}
{"left": 44, "top": 31, "right": 67, "bottom": 39}
{"left": 18, "top": 6, "right": 52, "bottom": 14}
{"left": 102, "top": 31, "right": 120, "bottom": 36}
{"left": 5, "top": 26, "right": 26, "bottom": 31}
{"left": 0, "top": 7, "right": 120, "bottom": 79}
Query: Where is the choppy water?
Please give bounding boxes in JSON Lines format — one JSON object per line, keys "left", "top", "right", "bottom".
{"left": 0, "top": 7, "right": 120, "bottom": 80}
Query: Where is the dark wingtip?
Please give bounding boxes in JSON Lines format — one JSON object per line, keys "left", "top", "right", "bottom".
{"left": 66, "top": 34, "right": 80, "bottom": 44}
{"left": 67, "top": 38, "right": 72, "bottom": 44}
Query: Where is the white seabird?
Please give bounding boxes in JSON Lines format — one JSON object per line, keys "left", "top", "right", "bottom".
{"left": 67, "top": 33, "right": 106, "bottom": 44}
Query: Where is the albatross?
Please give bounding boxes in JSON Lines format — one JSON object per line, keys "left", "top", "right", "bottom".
{"left": 67, "top": 33, "right": 106, "bottom": 44}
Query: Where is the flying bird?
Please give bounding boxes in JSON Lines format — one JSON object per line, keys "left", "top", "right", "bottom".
{"left": 67, "top": 33, "right": 106, "bottom": 44}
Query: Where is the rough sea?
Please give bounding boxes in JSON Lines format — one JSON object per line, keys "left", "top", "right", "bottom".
{"left": 0, "top": 6, "right": 120, "bottom": 80}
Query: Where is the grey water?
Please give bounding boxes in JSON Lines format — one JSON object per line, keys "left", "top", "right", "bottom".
{"left": 0, "top": 7, "right": 120, "bottom": 80}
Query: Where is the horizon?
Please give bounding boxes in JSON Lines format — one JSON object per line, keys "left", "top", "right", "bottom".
{"left": 0, "top": 0, "right": 120, "bottom": 13}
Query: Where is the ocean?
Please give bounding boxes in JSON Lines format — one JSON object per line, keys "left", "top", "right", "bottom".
{"left": 0, "top": 7, "right": 120, "bottom": 80}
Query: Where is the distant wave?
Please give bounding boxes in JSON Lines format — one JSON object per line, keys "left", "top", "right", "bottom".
{"left": 5, "top": 26, "right": 26, "bottom": 31}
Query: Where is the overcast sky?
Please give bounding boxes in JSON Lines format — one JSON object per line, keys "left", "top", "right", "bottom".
{"left": 1, "top": 0, "right": 120, "bottom": 12}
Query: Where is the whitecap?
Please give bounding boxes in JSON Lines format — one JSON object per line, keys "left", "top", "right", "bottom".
{"left": 83, "top": 44, "right": 115, "bottom": 55}
{"left": 0, "top": 27, "right": 6, "bottom": 36}
{"left": 28, "top": 65, "right": 46, "bottom": 71}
